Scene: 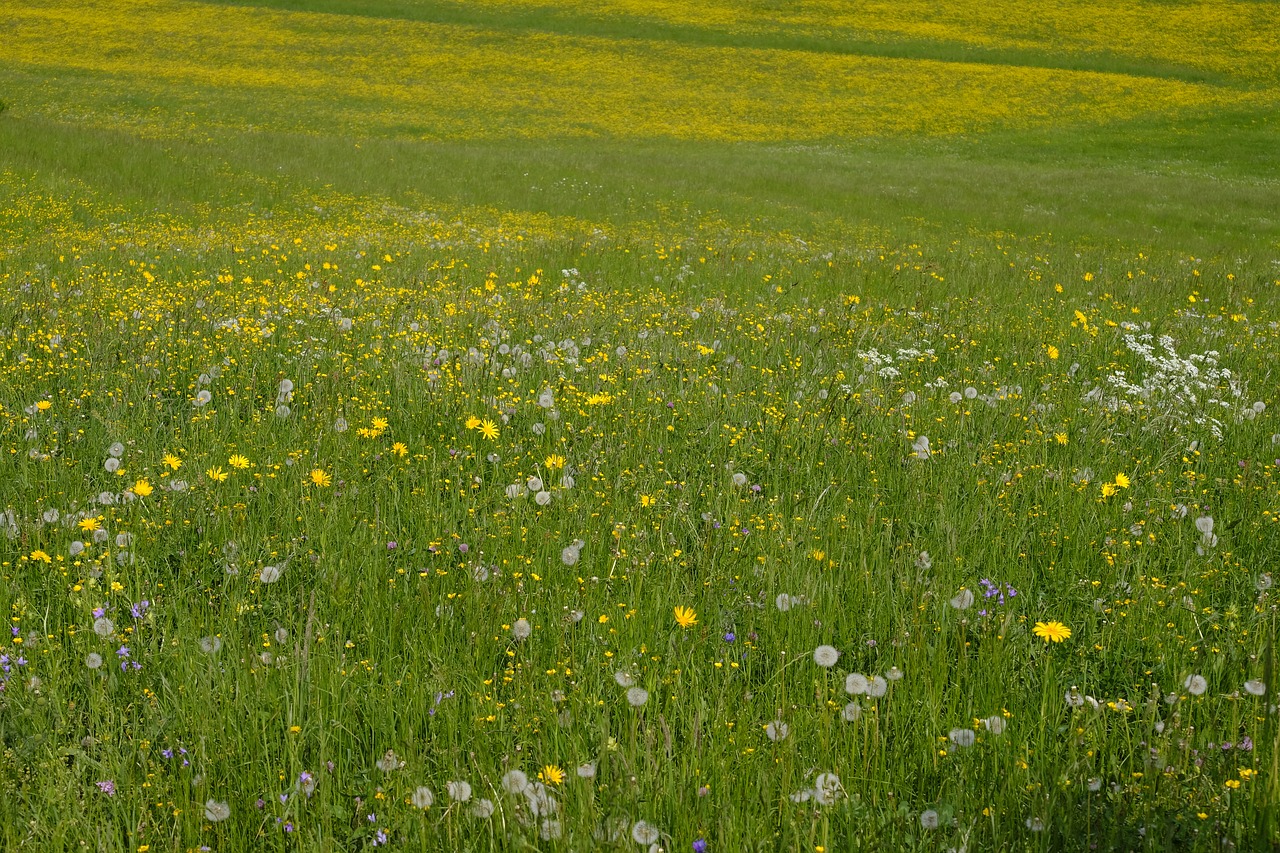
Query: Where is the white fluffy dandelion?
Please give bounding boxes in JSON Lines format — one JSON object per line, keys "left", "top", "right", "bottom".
{"left": 867, "top": 675, "right": 888, "bottom": 697}
{"left": 1184, "top": 674, "right": 1208, "bottom": 696}
{"left": 920, "top": 809, "right": 939, "bottom": 830}
{"left": 948, "top": 728, "right": 976, "bottom": 748}
{"left": 845, "top": 673, "right": 869, "bottom": 695}
{"left": 512, "top": 618, "right": 532, "bottom": 641}
{"left": 1245, "top": 679, "right": 1267, "bottom": 696}
{"left": 203, "top": 799, "right": 231, "bottom": 822}
{"left": 950, "top": 589, "right": 974, "bottom": 610}
{"left": 841, "top": 702, "right": 862, "bottom": 722}
{"left": 765, "top": 720, "right": 789, "bottom": 742}
{"left": 813, "top": 645, "right": 839, "bottom": 667}
{"left": 626, "top": 687, "right": 649, "bottom": 707}
{"left": 501, "top": 770, "right": 530, "bottom": 794}
{"left": 412, "top": 786, "right": 434, "bottom": 808}
{"left": 446, "top": 780, "right": 472, "bottom": 802}
{"left": 631, "top": 821, "right": 660, "bottom": 845}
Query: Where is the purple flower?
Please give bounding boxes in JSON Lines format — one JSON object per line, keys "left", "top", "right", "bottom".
{"left": 693, "top": 839, "right": 708, "bottom": 853}
{"left": 130, "top": 600, "right": 150, "bottom": 619}
{"left": 92, "top": 607, "right": 105, "bottom": 619}
{"left": 723, "top": 632, "right": 735, "bottom": 642}
{"left": 96, "top": 780, "right": 116, "bottom": 796}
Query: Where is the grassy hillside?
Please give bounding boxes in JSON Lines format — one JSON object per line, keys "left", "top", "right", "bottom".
{"left": 1, "top": 1, "right": 1279, "bottom": 850}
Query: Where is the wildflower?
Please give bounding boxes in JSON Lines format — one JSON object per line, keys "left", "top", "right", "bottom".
{"left": 813, "top": 645, "right": 839, "bottom": 667}
{"left": 842, "top": 703, "right": 862, "bottom": 721}
{"left": 950, "top": 589, "right": 974, "bottom": 610}
{"left": 640, "top": 494, "right": 655, "bottom": 507}
{"left": 391, "top": 442, "right": 408, "bottom": 457}
{"left": 885, "top": 666, "right": 904, "bottom": 681}
{"left": 560, "top": 543, "right": 581, "bottom": 566}
{"left": 845, "top": 673, "right": 869, "bottom": 695}
{"left": 376, "top": 750, "right": 401, "bottom": 772}
{"left": 984, "top": 716, "right": 1007, "bottom": 735}
{"left": 194, "top": 390, "right": 212, "bottom": 407}
{"left": 93, "top": 617, "right": 114, "bottom": 637}
{"left": 163, "top": 454, "right": 182, "bottom": 470}
{"left": 1184, "top": 674, "right": 1208, "bottom": 696}
{"left": 631, "top": 821, "right": 660, "bottom": 845}
{"left": 673, "top": 606, "right": 698, "bottom": 628}
{"left": 501, "top": 770, "right": 531, "bottom": 794}
{"left": 626, "top": 687, "right": 649, "bottom": 707}
{"left": 1046, "top": 345, "right": 1060, "bottom": 360}
{"left": 29, "top": 550, "right": 51, "bottom": 564}
{"left": 411, "top": 786, "right": 434, "bottom": 808}
{"left": 576, "top": 762, "right": 596, "bottom": 779}
{"left": 1244, "top": 679, "right": 1266, "bottom": 696}
{"left": 478, "top": 419, "right": 499, "bottom": 440}
{"left": 1032, "top": 621, "right": 1071, "bottom": 643}
{"left": 1055, "top": 432, "right": 1068, "bottom": 445}
{"left": 693, "top": 839, "right": 708, "bottom": 853}
{"left": 79, "top": 516, "right": 102, "bottom": 532}
{"left": 471, "top": 799, "right": 495, "bottom": 818}
{"left": 206, "top": 467, "right": 228, "bottom": 483}
{"left": 204, "top": 799, "right": 231, "bottom": 822}
{"left": 545, "top": 454, "right": 565, "bottom": 469}
{"left": 539, "top": 765, "right": 565, "bottom": 785}
{"left": 85, "top": 652, "right": 103, "bottom": 669}
{"left": 534, "top": 490, "right": 552, "bottom": 506}
{"left": 132, "top": 479, "right": 153, "bottom": 497}
{"left": 228, "top": 454, "right": 250, "bottom": 469}
{"left": 731, "top": 472, "right": 748, "bottom": 487}
{"left": 614, "top": 671, "right": 635, "bottom": 687}
{"left": 465, "top": 416, "right": 481, "bottom": 430}
{"left": 586, "top": 392, "right": 614, "bottom": 405}
{"left": 200, "top": 636, "right": 223, "bottom": 654}
{"left": 920, "top": 809, "right": 939, "bottom": 830}
{"left": 259, "top": 564, "right": 282, "bottom": 583}
{"left": 867, "top": 675, "right": 888, "bottom": 697}
{"left": 309, "top": 469, "right": 331, "bottom": 487}
{"left": 512, "top": 618, "right": 532, "bottom": 641}
{"left": 1114, "top": 472, "right": 1130, "bottom": 489}
{"left": 911, "top": 435, "right": 931, "bottom": 459}
{"left": 765, "top": 720, "right": 789, "bottom": 742}
{"left": 948, "top": 728, "right": 976, "bottom": 747}
{"left": 96, "top": 780, "right": 116, "bottom": 796}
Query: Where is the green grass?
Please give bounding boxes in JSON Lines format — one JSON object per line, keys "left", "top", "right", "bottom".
{"left": 2, "top": 0, "right": 1280, "bottom": 850}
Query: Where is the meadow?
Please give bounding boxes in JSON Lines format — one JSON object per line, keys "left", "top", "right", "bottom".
{"left": 1, "top": 0, "right": 1280, "bottom": 850}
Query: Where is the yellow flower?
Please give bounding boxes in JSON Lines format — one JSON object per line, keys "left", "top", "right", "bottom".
{"left": 132, "top": 479, "right": 154, "bottom": 497}
{"left": 640, "top": 494, "right": 655, "bottom": 508}
{"left": 545, "top": 454, "right": 566, "bottom": 470}
{"left": 29, "top": 550, "right": 52, "bottom": 564}
{"left": 539, "top": 764, "right": 565, "bottom": 786}
{"left": 674, "top": 605, "right": 698, "bottom": 628}
{"left": 586, "top": 392, "right": 614, "bottom": 405}
{"left": 392, "top": 442, "right": 408, "bottom": 457}
{"left": 36, "top": 400, "right": 52, "bottom": 411}
{"left": 206, "top": 466, "right": 229, "bottom": 483}
{"left": 79, "top": 516, "right": 102, "bottom": 532}
{"left": 310, "top": 468, "right": 332, "bottom": 487}
{"left": 228, "top": 454, "right": 250, "bottom": 469}
{"left": 371, "top": 417, "right": 389, "bottom": 432}
{"left": 1046, "top": 345, "right": 1060, "bottom": 360}
{"left": 1100, "top": 483, "right": 1117, "bottom": 497}
{"left": 1032, "top": 621, "right": 1071, "bottom": 643}
{"left": 162, "top": 453, "right": 182, "bottom": 470}
{"left": 1054, "top": 432, "right": 1068, "bottom": 445}
{"left": 478, "top": 419, "right": 499, "bottom": 440}
{"left": 465, "top": 416, "right": 481, "bottom": 430}
{"left": 812, "top": 549, "right": 826, "bottom": 561}
{"left": 1114, "top": 472, "right": 1130, "bottom": 489}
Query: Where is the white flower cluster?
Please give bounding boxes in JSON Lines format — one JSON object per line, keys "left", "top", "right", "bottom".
{"left": 1087, "top": 331, "right": 1247, "bottom": 439}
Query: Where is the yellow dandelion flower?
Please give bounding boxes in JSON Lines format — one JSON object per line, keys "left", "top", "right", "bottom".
{"left": 478, "top": 419, "right": 499, "bottom": 440}
{"left": 206, "top": 467, "right": 229, "bottom": 483}
{"left": 228, "top": 454, "right": 250, "bottom": 469}
{"left": 1101, "top": 483, "right": 1117, "bottom": 497}
{"left": 640, "top": 494, "right": 655, "bottom": 508}
{"left": 673, "top": 606, "right": 698, "bottom": 628}
{"left": 465, "top": 416, "right": 482, "bottom": 430}
{"left": 545, "top": 454, "right": 565, "bottom": 470}
{"left": 371, "top": 417, "right": 389, "bottom": 432}
{"left": 586, "top": 392, "right": 614, "bottom": 405}
{"left": 310, "top": 469, "right": 332, "bottom": 487}
{"left": 132, "top": 479, "right": 153, "bottom": 498}
{"left": 35, "top": 400, "right": 52, "bottom": 411}
{"left": 1114, "top": 473, "right": 1130, "bottom": 489}
{"left": 29, "top": 550, "right": 52, "bottom": 564}
{"left": 539, "top": 765, "right": 565, "bottom": 786}
{"left": 1054, "top": 433, "right": 1068, "bottom": 445}
{"left": 392, "top": 442, "right": 408, "bottom": 457}
{"left": 1046, "top": 345, "right": 1060, "bottom": 360}
{"left": 1032, "top": 621, "right": 1071, "bottom": 643}
{"left": 78, "top": 516, "right": 102, "bottom": 532}
{"left": 162, "top": 453, "right": 182, "bottom": 470}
